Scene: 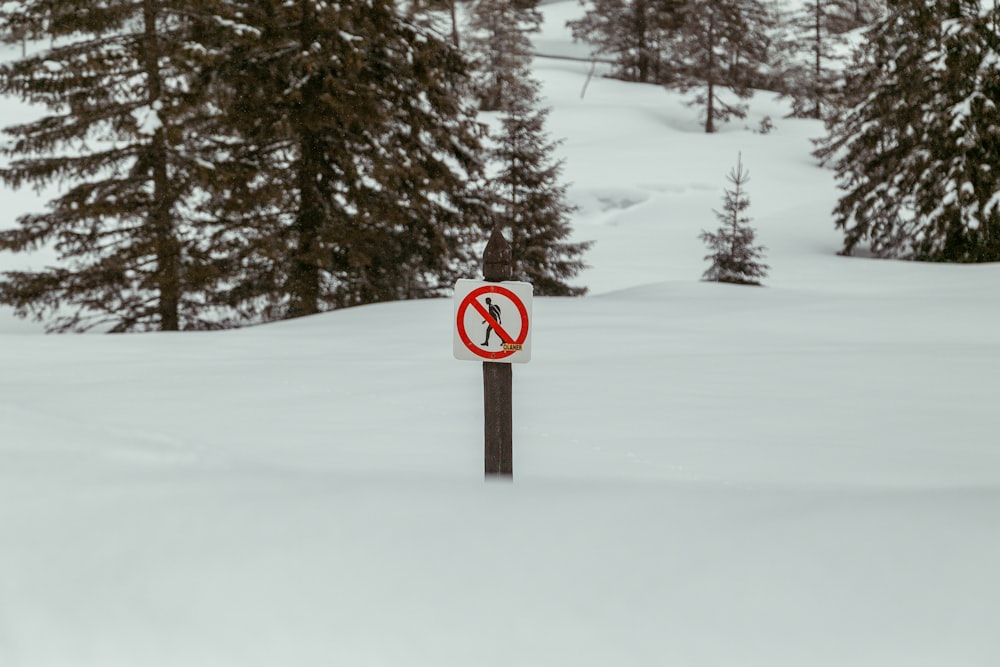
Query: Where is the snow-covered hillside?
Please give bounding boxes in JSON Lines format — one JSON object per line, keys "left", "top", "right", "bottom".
{"left": 1, "top": 3, "right": 999, "bottom": 666}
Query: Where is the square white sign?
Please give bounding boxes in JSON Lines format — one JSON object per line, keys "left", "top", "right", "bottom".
{"left": 453, "top": 279, "right": 532, "bottom": 363}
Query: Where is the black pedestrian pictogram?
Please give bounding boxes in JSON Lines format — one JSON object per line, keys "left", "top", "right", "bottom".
{"left": 454, "top": 281, "right": 531, "bottom": 362}
{"left": 481, "top": 297, "right": 502, "bottom": 346}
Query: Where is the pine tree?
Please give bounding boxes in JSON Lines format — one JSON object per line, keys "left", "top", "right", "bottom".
{"left": 203, "top": 0, "right": 490, "bottom": 320}
{"left": 816, "top": 0, "right": 1000, "bottom": 262}
{"left": 700, "top": 153, "right": 768, "bottom": 285}
{"left": 0, "top": 3, "right": 45, "bottom": 56}
{"left": 671, "top": 0, "right": 776, "bottom": 133}
{"left": 779, "top": 0, "right": 856, "bottom": 119}
{"left": 466, "top": 0, "right": 542, "bottom": 110}
{"left": 839, "top": 0, "right": 885, "bottom": 28}
{"left": 566, "top": 0, "right": 685, "bottom": 84}
{"left": 0, "top": 0, "right": 230, "bottom": 332}
{"left": 404, "top": 0, "right": 462, "bottom": 48}
{"left": 492, "top": 78, "right": 591, "bottom": 295}
{"left": 467, "top": 0, "right": 590, "bottom": 292}
{"left": 777, "top": 0, "right": 884, "bottom": 120}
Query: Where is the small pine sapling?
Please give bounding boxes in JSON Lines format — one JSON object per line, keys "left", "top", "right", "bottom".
{"left": 700, "top": 153, "right": 769, "bottom": 285}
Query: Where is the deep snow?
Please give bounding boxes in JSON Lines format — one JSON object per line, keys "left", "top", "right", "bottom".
{"left": 1, "top": 3, "right": 999, "bottom": 666}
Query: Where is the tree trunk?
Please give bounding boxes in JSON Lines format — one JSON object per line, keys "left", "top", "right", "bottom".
{"left": 288, "top": 132, "right": 323, "bottom": 318}
{"left": 288, "top": 0, "right": 323, "bottom": 318}
{"left": 814, "top": 0, "right": 822, "bottom": 119}
{"left": 449, "top": 0, "right": 460, "bottom": 48}
{"left": 635, "top": 0, "right": 650, "bottom": 83}
{"left": 143, "top": 0, "right": 180, "bottom": 331}
{"left": 151, "top": 130, "right": 180, "bottom": 331}
{"left": 705, "top": 11, "right": 716, "bottom": 133}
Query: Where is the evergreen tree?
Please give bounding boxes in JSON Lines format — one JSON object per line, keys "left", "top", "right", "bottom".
{"left": 777, "top": 0, "right": 884, "bottom": 119}
{"left": 0, "top": 0, "right": 230, "bottom": 332}
{"left": 816, "top": 0, "right": 1000, "bottom": 262}
{"left": 466, "top": 0, "right": 590, "bottom": 291}
{"left": 491, "top": 78, "right": 591, "bottom": 295}
{"left": 671, "top": 0, "right": 776, "bottom": 133}
{"left": 700, "top": 153, "right": 768, "bottom": 285}
{"left": 466, "top": 0, "right": 542, "bottom": 110}
{"left": 204, "top": 0, "right": 490, "bottom": 320}
{"left": 0, "top": 2, "right": 46, "bottom": 56}
{"left": 839, "top": 0, "right": 885, "bottom": 27}
{"left": 779, "top": 0, "right": 855, "bottom": 119}
{"left": 566, "top": 0, "right": 684, "bottom": 84}
{"left": 404, "top": 0, "right": 462, "bottom": 48}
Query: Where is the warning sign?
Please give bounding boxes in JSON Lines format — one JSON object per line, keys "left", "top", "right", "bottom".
{"left": 454, "top": 279, "right": 532, "bottom": 363}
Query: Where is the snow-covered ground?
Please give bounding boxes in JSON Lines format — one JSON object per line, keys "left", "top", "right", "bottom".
{"left": 1, "top": 3, "right": 999, "bottom": 666}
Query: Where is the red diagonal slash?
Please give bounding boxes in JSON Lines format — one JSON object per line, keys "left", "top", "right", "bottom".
{"left": 455, "top": 284, "right": 530, "bottom": 361}
{"left": 470, "top": 298, "right": 515, "bottom": 345}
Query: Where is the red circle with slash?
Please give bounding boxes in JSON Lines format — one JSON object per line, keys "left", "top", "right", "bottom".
{"left": 456, "top": 285, "right": 530, "bottom": 360}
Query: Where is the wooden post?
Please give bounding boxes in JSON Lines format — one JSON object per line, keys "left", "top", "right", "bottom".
{"left": 483, "top": 228, "right": 513, "bottom": 478}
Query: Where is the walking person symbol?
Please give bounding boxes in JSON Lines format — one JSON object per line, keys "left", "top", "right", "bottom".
{"left": 481, "top": 297, "right": 502, "bottom": 346}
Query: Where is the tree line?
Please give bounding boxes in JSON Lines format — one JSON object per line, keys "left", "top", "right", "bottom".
{"left": 2, "top": 0, "right": 997, "bottom": 335}
{"left": 566, "top": 0, "right": 1000, "bottom": 263}
{"left": 567, "top": 0, "right": 884, "bottom": 131}
{"left": 818, "top": 0, "right": 1000, "bottom": 263}
{"left": 0, "top": 0, "right": 588, "bottom": 332}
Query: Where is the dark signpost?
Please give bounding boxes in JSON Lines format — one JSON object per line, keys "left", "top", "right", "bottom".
{"left": 453, "top": 228, "right": 533, "bottom": 479}
{"left": 482, "top": 229, "right": 513, "bottom": 477}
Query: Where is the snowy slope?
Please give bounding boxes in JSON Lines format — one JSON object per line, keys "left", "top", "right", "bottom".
{"left": 1, "top": 3, "right": 999, "bottom": 666}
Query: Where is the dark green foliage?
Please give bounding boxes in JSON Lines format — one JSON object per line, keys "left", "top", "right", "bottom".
{"left": 816, "top": 0, "right": 1000, "bottom": 262}
{"left": 0, "top": 2, "right": 45, "bottom": 54}
{"left": 467, "top": 0, "right": 543, "bottom": 110}
{"left": 204, "top": 0, "right": 491, "bottom": 320}
{"left": 779, "top": 0, "right": 862, "bottom": 119}
{"left": 0, "top": 0, "right": 589, "bottom": 330}
{"left": 568, "top": 0, "right": 774, "bottom": 130}
{"left": 404, "top": 0, "right": 462, "bottom": 48}
{"left": 778, "top": 0, "right": 884, "bottom": 120}
{"left": 566, "top": 0, "right": 685, "bottom": 84}
{"left": 837, "top": 0, "right": 885, "bottom": 28}
{"left": 468, "top": 0, "right": 590, "bottom": 293}
{"left": 700, "top": 154, "right": 768, "bottom": 285}
{"left": 0, "top": 0, "right": 229, "bottom": 332}
{"left": 492, "top": 79, "right": 591, "bottom": 295}
{"left": 672, "top": 0, "right": 776, "bottom": 133}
